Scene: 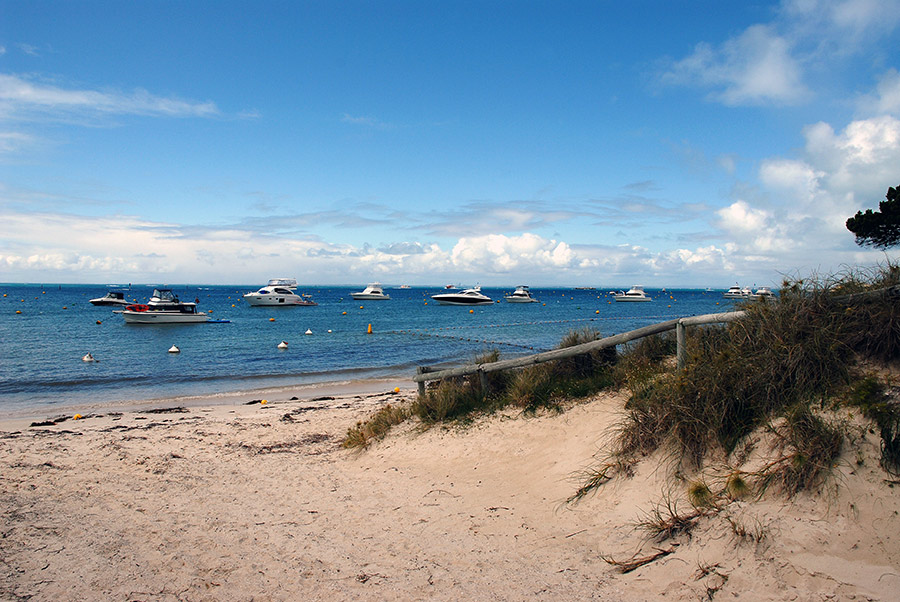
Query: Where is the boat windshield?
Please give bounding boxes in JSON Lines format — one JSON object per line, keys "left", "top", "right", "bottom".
{"left": 152, "top": 289, "right": 177, "bottom": 302}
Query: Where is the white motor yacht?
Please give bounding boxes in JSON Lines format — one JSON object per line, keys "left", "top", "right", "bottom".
{"left": 749, "top": 286, "right": 776, "bottom": 301}
{"left": 504, "top": 285, "right": 539, "bottom": 303}
{"left": 614, "top": 286, "right": 652, "bottom": 302}
{"left": 723, "top": 285, "right": 749, "bottom": 299}
{"left": 121, "top": 289, "right": 210, "bottom": 324}
{"left": 431, "top": 286, "right": 494, "bottom": 306}
{"left": 89, "top": 291, "right": 131, "bottom": 306}
{"left": 350, "top": 283, "right": 391, "bottom": 300}
{"left": 243, "top": 278, "right": 317, "bottom": 306}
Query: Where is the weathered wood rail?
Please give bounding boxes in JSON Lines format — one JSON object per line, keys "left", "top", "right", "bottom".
{"left": 414, "top": 310, "right": 747, "bottom": 396}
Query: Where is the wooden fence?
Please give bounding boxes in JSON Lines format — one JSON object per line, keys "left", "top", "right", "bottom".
{"left": 413, "top": 310, "right": 747, "bottom": 397}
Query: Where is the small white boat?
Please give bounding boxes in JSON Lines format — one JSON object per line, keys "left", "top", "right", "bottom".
{"left": 723, "top": 285, "right": 749, "bottom": 299}
{"left": 121, "top": 289, "right": 210, "bottom": 324}
{"left": 504, "top": 285, "right": 539, "bottom": 303}
{"left": 243, "top": 278, "right": 317, "bottom": 306}
{"left": 89, "top": 291, "right": 131, "bottom": 306}
{"left": 614, "top": 286, "right": 652, "bottom": 302}
{"left": 350, "top": 283, "right": 391, "bottom": 300}
{"left": 431, "top": 286, "right": 493, "bottom": 306}
{"left": 749, "top": 286, "right": 776, "bottom": 301}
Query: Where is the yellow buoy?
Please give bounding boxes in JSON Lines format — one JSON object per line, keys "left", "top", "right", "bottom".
{"left": 342, "top": 311, "right": 347, "bottom": 315}
{"left": 469, "top": 309, "right": 474, "bottom": 314}
{"left": 393, "top": 387, "right": 400, "bottom": 393}
{"left": 595, "top": 310, "right": 600, "bottom": 314}
{"left": 96, "top": 320, "right": 102, "bottom": 325}
{"left": 73, "top": 414, "right": 82, "bottom": 420}
{"left": 261, "top": 399, "right": 268, "bottom": 405}
{"left": 367, "top": 324, "right": 373, "bottom": 334}
{"left": 360, "top": 305, "right": 364, "bottom": 309}
{"left": 269, "top": 317, "right": 275, "bottom": 322}
{"left": 16, "top": 310, "right": 22, "bottom": 314}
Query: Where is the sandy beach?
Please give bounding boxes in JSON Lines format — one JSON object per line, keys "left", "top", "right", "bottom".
{"left": 3, "top": 385, "right": 900, "bottom": 601}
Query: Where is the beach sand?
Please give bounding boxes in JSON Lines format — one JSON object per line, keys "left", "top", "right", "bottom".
{"left": 2, "top": 385, "right": 900, "bottom": 601}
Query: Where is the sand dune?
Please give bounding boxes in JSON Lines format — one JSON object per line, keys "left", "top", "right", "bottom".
{"left": 2, "top": 388, "right": 899, "bottom": 601}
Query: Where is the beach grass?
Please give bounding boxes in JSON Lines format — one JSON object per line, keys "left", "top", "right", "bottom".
{"left": 576, "top": 262, "right": 900, "bottom": 500}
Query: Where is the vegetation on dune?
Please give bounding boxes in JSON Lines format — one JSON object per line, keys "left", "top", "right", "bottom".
{"left": 344, "top": 262, "right": 900, "bottom": 510}
{"left": 581, "top": 262, "right": 900, "bottom": 502}
{"left": 342, "top": 329, "right": 619, "bottom": 447}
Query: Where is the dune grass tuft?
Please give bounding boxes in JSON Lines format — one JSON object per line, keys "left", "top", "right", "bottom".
{"left": 342, "top": 403, "right": 411, "bottom": 449}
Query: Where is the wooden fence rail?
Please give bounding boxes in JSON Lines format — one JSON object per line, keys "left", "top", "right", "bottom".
{"left": 414, "top": 310, "right": 747, "bottom": 397}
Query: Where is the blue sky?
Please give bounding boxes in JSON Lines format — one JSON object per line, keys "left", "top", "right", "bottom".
{"left": 2, "top": 0, "right": 899, "bottom": 287}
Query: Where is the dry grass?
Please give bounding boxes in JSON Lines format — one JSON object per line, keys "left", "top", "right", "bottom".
{"left": 342, "top": 403, "right": 411, "bottom": 449}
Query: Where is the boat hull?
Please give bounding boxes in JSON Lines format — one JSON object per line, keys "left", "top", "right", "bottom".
{"left": 505, "top": 296, "right": 538, "bottom": 303}
{"left": 433, "top": 298, "right": 493, "bottom": 306}
{"left": 244, "top": 296, "right": 317, "bottom": 306}
{"left": 122, "top": 311, "right": 210, "bottom": 324}
{"left": 350, "top": 293, "right": 390, "bottom": 300}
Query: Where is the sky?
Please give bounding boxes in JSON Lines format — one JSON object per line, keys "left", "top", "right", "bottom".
{"left": 1, "top": 0, "right": 899, "bottom": 288}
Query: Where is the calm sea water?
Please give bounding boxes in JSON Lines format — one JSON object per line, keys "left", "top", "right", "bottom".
{"left": 0, "top": 283, "right": 738, "bottom": 415}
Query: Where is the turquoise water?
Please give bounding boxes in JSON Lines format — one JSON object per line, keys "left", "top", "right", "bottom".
{"left": 0, "top": 284, "right": 738, "bottom": 414}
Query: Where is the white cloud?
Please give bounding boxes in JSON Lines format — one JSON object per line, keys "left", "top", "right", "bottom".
{"left": 803, "top": 115, "right": 900, "bottom": 195}
{"left": 0, "top": 131, "right": 36, "bottom": 155}
{"left": 449, "top": 233, "right": 575, "bottom": 274}
{"left": 716, "top": 200, "right": 772, "bottom": 233}
{"left": 662, "top": 25, "right": 810, "bottom": 106}
{"left": 758, "top": 158, "right": 822, "bottom": 204}
{"left": 661, "top": 0, "right": 900, "bottom": 107}
{"left": 783, "top": 0, "right": 900, "bottom": 41}
{"left": 0, "top": 73, "right": 220, "bottom": 122}
{"left": 858, "top": 69, "right": 900, "bottom": 116}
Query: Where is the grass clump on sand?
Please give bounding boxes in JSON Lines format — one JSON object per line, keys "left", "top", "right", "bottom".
{"left": 343, "top": 328, "right": 620, "bottom": 447}
{"left": 342, "top": 403, "right": 411, "bottom": 449}
{"left": 412, "top": 331, "right": 617, "bottom": 423}
{"left": 581, "top": 263, "right": 900, "bottom": 500}
{"left": 505, "top": 327, "right": 616, "bottom": 413}
{"left": 411, "top": 349, "right": 509, "bottom": 424}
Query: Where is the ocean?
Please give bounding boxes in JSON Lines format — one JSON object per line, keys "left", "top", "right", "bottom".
{"left": 0, "top": 283, "right": 738, "bottom": 416}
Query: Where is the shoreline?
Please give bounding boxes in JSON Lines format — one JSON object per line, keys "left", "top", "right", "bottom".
{"left": 0, "top": 376, "right": 415, "bottom": 431}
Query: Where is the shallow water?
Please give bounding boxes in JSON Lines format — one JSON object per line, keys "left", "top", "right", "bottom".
{"left": 0, "top": 283, "right": 738, "bottom": 414}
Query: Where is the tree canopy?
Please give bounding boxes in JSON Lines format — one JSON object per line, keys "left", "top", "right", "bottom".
{"left": 846, "top": 185, "right": 900, "bottom": 249}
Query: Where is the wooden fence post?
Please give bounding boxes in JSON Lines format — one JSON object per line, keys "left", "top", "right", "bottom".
{"left": 416, "top": 366, "right": 428, "bottom": 397}
{"left": 676, "top": 320, "right": 686, "bottom": 371}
